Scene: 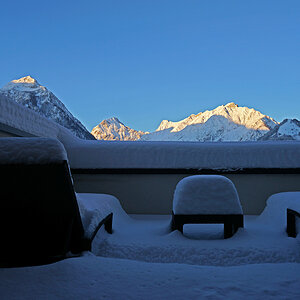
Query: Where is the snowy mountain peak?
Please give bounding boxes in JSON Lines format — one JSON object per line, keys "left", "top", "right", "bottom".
{"left": 104, "top": 117, "right": 123, "bottom": 126}
{"left": 259, "top": 119, "right": 300, "bottom": 141}
{"left": 0, "top": 77, "right": 94, "bottom": 140}
{"left": 2, "top": 75, "right": 44, "bottom": 92}
{"left": 224, "top": 102, "right": 238, "bottom": 108}
{"left": 12, "top": 75, "right": 38, "bottom": 85}
{"left": 91, "top": 118, "right": 145, "bottom": 141}
{"left": 140, "top": 103, "right": 278, "bottom": 142}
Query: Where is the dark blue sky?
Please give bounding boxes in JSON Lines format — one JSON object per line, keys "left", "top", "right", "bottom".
{"left": 1, "top": 0, "right": 300, "bottom": 132}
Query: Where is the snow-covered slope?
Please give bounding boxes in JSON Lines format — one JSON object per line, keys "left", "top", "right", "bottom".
{"left": 259, "top": 119, "right": 300, "bottom": 141}
{"left": 0, "top": 76, "right": 94, "bottom": 140}
{"left": 91, "top": 117, "right": 146, "bottom": 141}
{"left": 140, "top": 102, "right": 278, "bottom": 142}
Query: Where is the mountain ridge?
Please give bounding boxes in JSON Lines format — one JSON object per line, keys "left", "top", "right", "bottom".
{"left": 93, "top": 102, "right": 288, "bottom": 141}
{"left": 259, "top": 119, "right": 300, "bottom": 141}
{"left": 1, "top": 76, "right": 299, "bottom": 142}
{"left": 92, "top": 103, "right": 300, "bottom": 142}
{"left": 0, "top": 76, "right": 94, "bottom": 140}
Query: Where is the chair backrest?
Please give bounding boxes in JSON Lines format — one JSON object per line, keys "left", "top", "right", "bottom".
{"left": 0, "top": 138, "right": 85, "bottom": 267}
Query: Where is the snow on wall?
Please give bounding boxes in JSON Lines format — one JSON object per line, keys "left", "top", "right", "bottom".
{"left": 0, "top": 137, "right": 68, "bottom": 164}
{"left": 173, "top": 175, "right": 243, "bottom": 214}
{"left": 65, "top": 139, "right": 300, "bottom": 170}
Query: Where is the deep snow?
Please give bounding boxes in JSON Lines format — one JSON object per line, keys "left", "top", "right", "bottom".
{"left": 1, "top": 192, "right": 299, "bottom": 299}
{"left": 66, "top": 139, "right": 300, "bottom": 170}
{"left": 0, "top": 137, "right": 68, "bottom": 165}
{"left": 1, "top": 257, "right": 300, "bottom": 300}
{"left": 173, "top": 175, "right": 243, "bottom": 214}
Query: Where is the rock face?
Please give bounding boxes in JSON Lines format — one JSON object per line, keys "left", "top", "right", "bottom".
{"left": 0, "top": 76, "right": 95, "bottom": 140}
{"left": 140, "top": 102, "right": 278, "bottom": 142}
{"left": 91, "top": 117, "right": 145, "bottom": 141}
{"left": 259, "top": 119, "right": 300, "bottom": 141}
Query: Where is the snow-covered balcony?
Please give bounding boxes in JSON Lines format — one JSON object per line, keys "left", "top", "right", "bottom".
{"left": 1, "top": 94, "right": 300, "bottom": 215}
{"left": 1, "top": 94, "right": 300, "bottom": 299}
{"left": 67, "top": 139, "right": 300, "bottom": 215}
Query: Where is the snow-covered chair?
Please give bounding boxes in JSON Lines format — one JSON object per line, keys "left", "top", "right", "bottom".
{"left": 171, "top": 175, "right": 244, "bottom": 238}
{"left": 0, "top": 138, "right": 113, "bottom": 267}
{"left": 264, "top": 192, "right": 300, "bottom": 238}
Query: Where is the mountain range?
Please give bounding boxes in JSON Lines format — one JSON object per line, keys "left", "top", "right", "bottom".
{"left": 1, "top": 76, "right": 299, "bottom": 142}
{"left": 92, "top": 103, "right": 300, "bottom": 142}
{"left": 0, "top": 76, "right": 94, "bottom": 140}
{"left": 139, "top": 102, "right": 278, "bottom": 142}
{"left": 93, "top": 104, "right": 300, "bottom": 142}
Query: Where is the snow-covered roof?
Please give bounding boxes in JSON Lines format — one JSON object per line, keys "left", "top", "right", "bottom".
{"left": 65, "top": 139, "right": 300, "bottom": 170}
{"left": 0, "top": 137, "right": 68, "bottom": 165}
{"left": 0, "top": 93, "right": 79, "bottom": 144}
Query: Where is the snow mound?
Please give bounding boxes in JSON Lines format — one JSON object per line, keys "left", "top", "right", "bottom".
{"left": 0, "top": 137, "right": 68, "bottom": 165}
{"left": 93, "top": 192, "right": 300, "bottom": 267}
{"left": 258, "top": 192, "right": 300, "bottom": 226}
{"left": 173, "top": 175, "right": 243, "bottom": 214}
{"left": 77, "top": 193, "right": 129, "bottom": 238}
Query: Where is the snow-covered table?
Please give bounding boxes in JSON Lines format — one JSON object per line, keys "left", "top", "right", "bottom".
{"left": 171, "top": 175, "right": 244, "bottom": 238}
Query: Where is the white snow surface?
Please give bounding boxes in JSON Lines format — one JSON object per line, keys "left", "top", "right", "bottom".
{"left": 65, "top": 139, "right": 300, "bottom": 169}
{"left": 1, "top": 192, "right": 300, "bottom": 299}
{"left": 93, "top": 193, "right": 300, "bottom": 267}
{"left": 1, "top": 258, "right": 300, "bottom": 299}
{"left": 173, "top": 175, "right": 242, "bottom": 214}
{"left": 77, "top": 193, "right": 126, "bottom": 239}
{"left": 0, "top": 137, "right": 68, "bottom": 164}
{"left": 259, "top": 192, "right": 300, "bottom": 224}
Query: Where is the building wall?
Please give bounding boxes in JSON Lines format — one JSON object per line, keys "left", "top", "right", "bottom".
{"left": 72, "top": 173, "right": 300, "bottom": 215}
{"left": 0, "top": 130, "right": 18, "bottom": 137}
{"left": 0, "top": 122, "right": 36, "bottom": 138}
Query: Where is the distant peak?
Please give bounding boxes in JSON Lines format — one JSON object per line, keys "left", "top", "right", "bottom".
{"left": 105, "top": 117, "right": 121, "bottom": 123}
{"left": 101, "top": 117, "right": 124, "bottom": 126}
{"left": 224, "top": 102, "right": 238, "bottom": 108}
{"left": 12, "top": 76, "right": 38, "bottom": 84}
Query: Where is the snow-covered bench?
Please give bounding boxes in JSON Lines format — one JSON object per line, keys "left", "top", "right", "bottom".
{"left": 171, "top": 175, "right": 244, "bottom": 238}
{"left": 0, "top": 138, "right": 115, "bottom": 267}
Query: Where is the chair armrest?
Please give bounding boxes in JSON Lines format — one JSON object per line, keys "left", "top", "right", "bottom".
{"left": 90, "top": 213, "right": 113, "bottom": 240}
{"left": 81, "top": 213, "right": 113, "bottom": 252}
{"left": 287, "top": 209, "right": 300, "bottom": 238}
